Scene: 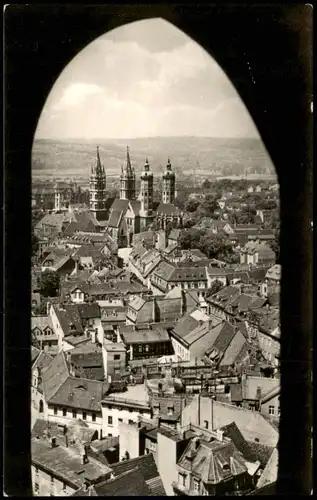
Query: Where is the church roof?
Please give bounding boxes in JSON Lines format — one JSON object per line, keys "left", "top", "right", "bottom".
{"left": 156, "top": 202, "right": 178, "bottom": 215}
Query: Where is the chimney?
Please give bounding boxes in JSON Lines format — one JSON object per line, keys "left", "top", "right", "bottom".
{"left": 216, "top": 429, "right": 224, "bottom": 442}
{"left": 152, "top": 296, "right": 157, "bottom": 323}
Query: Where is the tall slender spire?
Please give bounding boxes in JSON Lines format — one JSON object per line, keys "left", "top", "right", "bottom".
{"left": 96, "top": 145, "right": 102, "bottom": 174}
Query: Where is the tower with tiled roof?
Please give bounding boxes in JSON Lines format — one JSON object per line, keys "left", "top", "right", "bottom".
{"left": 139, "top": 158, "right": 154, "bottom": 230}
{"left": 120, "top": 146, "right": 136, "bottom": 200}
{"left": 162, "top": 157, "right": 176, "bottom": 204}
{"left": 89, "top": 146, "right": 107, "bottom": 221}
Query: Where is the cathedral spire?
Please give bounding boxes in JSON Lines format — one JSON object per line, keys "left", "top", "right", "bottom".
{"left": 96, "top": 145, "right": 102, "bottom": 174}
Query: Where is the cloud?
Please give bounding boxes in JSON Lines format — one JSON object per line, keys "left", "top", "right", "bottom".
{"left": 35, "top": 18, "right": 259, "bottom": 140}
{"left": 53, "top": 83, "right": 103, "bottom": 110}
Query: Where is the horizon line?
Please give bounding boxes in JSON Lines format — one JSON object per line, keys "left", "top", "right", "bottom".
{"left": 34, "top": 134, "right": 261, "bottom": 142}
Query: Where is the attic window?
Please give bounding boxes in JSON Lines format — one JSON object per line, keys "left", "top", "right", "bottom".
{"left": 222, "top": 463, "right": 230, "bottom": 471}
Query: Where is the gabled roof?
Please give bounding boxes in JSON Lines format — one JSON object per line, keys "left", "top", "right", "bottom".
{"left": 110, "top": 198, "right": 129, "bottom": 213}
{"left": 128, "top": 199, "right": 141, "bottom": 215}
{"left": 93, "top": 468, "right": 152, "bottom": 496}
{"left": 41, "top": 351, "right": 69, "bottom": 401}
{"left": 47, "top": 377, "right": 110, "bottom": 411}
{"left": 220, "top": 421, "right": 258, "bottom": 463}
{"left": 31, "top": 346, "right": 41, "bottom": 364}
{"left": 178, "top": 436, "right": 247, "bottom": 485}
{"left": 156, "top": 202, "right": 178, "bottom": 215}
{"left": 31, "top": 315, "right": 54, "bottom": 333}
{"left": 32, "top": 438, "right": 111, "bottom": 489}
{"left": 168, "top": 228, "right": 181, "bottom": 240}
{"left": 107, "top": 209, "right": 123, "bottom": 228}
{"left": 32, "top": 350, "right": 53, "bottom": 372}
{"left": 119, "top": 324, "right": 170, "bottom": 344}
{"left": 111, "top": 452, "right": 162, "bottom": 484}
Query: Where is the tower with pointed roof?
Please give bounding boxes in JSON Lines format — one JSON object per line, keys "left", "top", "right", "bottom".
{"left": 120, "top": 146, "right": 136, "bottom": 200}
{"left": 162, "top": 157, "right": 176, "bottom": 204}
{"left": 89, "top": 146, "right": 107, "bottom": 221}
{"left": 139, "top": 158, "right": 154, "bottom": 230}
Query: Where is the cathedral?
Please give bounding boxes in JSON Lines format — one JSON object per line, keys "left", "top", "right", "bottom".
{"left": 89, "top": 146, "right": 182, "bottom": 247}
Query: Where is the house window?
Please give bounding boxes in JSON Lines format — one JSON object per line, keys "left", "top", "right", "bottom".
{"left": 35, "top": 467, "right": 39, "bottom": 475}
{"left": 62, "top": 483, "right": 67, "bottom": 492}
{"left": 54, "top": 406, "right": 58, "bottom": 415}
{"left": 108, "top": 416, "right": 113, "bottom": 425}
{"left": 62, "top": 408, "right": 67, "bottom": 417}
{"left": 269, "top": 405, "right": 275, "bottom": 415}
{"left": 72, "top": 410, "right": 77, "bottom": 419}
{"left": 278, "top": 406, "right": 281, "bottom": 416}
{"left": 114, "top": 354, "right": 120, "bottom": 360}
{"left": 193, "top": 479, "right": 200, "bottom": 492}
{"left": 128, "top": 419, "right": 134, "bottom": 424}
{"left": 92, "top": 413, "right": 96, "bottom": 422}
{"left": 145, "top": 344, "right": 149, "bottom": 352}
{"left": 50, "top": 476, "right": 54, "bottom": 484}
{"left": 83, "top": 412, "right": 87, "bottom": 420}
{"left": 138, "top": 345, "right": 142, "bottom": 352}
{"left": 204, "top": 420, "right": 209, "bottom": 429}
{"left": 118, "top": 418, "right": 123, "bottom": 423}
{"left": 108, "top": 433, "right": 112, "bottom": 437}
{"left": 34, "top": 483, "right": 39, "bottom": 494}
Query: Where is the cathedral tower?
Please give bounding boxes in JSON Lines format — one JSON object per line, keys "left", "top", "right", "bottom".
{"left": 120, "top": 146, "right": 136, "bottom": 200}
{"left": 162, "top": 157, "right": 176, "bottom": 204}
{"left": 89, "top": 146, "right": 107, "bottom": 221}
{"left": 139, "top": 158, "right": 154, "bottom": 230}
{"left": 140, "top": 158, "right": 154, "bottom": 215}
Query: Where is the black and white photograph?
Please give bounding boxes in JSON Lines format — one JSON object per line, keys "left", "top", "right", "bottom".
{"left": 4, "top": 5, "right": 313, "bottom": 497}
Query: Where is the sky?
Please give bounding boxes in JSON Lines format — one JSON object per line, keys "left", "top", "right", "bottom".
{"left": 35, "top": 18, "right": 260, "bottom": 140}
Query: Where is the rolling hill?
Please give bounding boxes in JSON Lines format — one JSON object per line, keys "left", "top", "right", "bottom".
{"left": 32, "top": 136, "right": 277, "bottom": 183}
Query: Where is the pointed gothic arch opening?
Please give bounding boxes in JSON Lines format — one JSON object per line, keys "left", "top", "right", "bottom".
{"left": 25, "top": 9, "right": 312, "bottom": 494}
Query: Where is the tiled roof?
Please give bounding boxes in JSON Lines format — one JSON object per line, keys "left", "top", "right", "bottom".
{"left": 128, "top": 200, "right": 142, "bottom": 215}
{"left": 31, "top": 315, "right": 57, "bottom": 339}
{"left": 111, "top": 453, "right": 160, "bottom": 483}
{"left": 76, "top": 303, "right": 100, "bottom": 319}
{"left": 111, "top": 453, "right": 166, "bottom": 496}
{"left": 41, "top": 351, "right": 69, "bottom": 401}
{"left": 220, "top": 421, "right": 258, "bottom": 463}
{"left": 47, "top": 377, "right": 110, "bottom": 411}
{"left": 33, "top": 350, "right": 54, "bottom": 373}
{"left": 119, "top": 325, "right": 170, "bottom": 344}
{"left": 245, "top": 441, "right": 275, "bottom": 468}
{"left": 168, "top": 228, "right": 181, "bottom": 240}
{"left": 110, "top": 198, "right": 130, "bottom": 213}
{"left": 265, "top": 264, "right": 281, "bottom": 281}
{"left": 172, "top": 313, "right": 200, "bottom": 341}
{"left": 177, "top": 436, "right": 247, "bottom": 485}
{"left": 153, "top": 261, "right": 175, "bottom": 281}
{"left": 129, "top": 295, "right": 146, "bottom": 311}
{"left": 53, "top": 304, "right": 84, "bottom": 336}
{"left": 93, "top": 468, "right": 153, "bottom": 496}
{"left": 32, "top": 438, "right": 111, "bottom": 489}
{"left": 219, "top": 330, "right": 248, "bottom": 367}
{"left": 108, "top": 210, "right": 123, "bottom": 228}
{"left": 156, "top": 202, "right": 178, "bottom": 215}
{"left": 31, "top": 346, "right": 41, "bottom": 364}
{"left": 208, "top": 285, "right": 240, "bottom": 306}
{"left": 170, "top": 266, "right": 208, "bottom": 282}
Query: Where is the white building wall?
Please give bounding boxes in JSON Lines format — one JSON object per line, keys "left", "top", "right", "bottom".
{"left": 101, "top": 403, "right": 151, "bottom": 437}
{"left": 46, "top": 404, "right": 103, "bottom": 438}
{"left": 32, "top": 464, "right": 77, "bottom": 496}
{"left": 170, "top": 337, "right": 190, "bottom": 362}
